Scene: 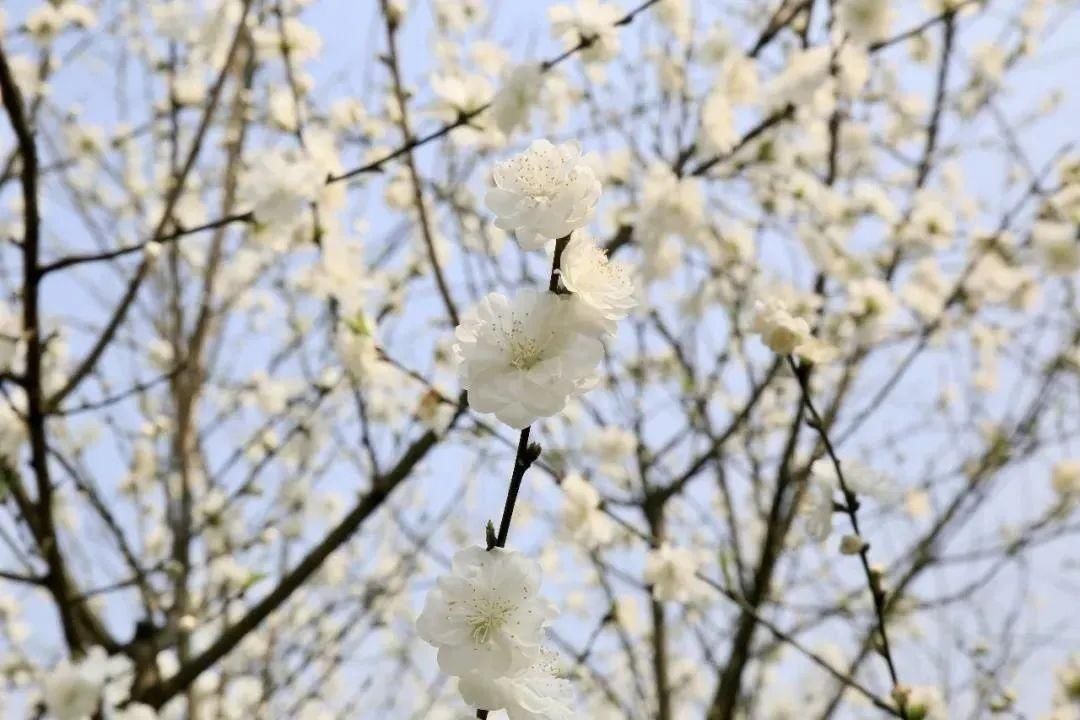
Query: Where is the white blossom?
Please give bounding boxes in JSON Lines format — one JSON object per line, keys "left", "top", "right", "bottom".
{"left": 752, "top": 298, "right": 834, "bottom": 362}
{"left": 583, "top": 426, "right": 637, "bottom": 483}
{"left": 1032, "top": 220, "right": 1079, "bottom": 275}
{"left": 114, "top": 704, "right": 158, "bottom": 720}
{"left": 42, "top": 647, "right": 108, "bottom": 720}
{"left": 700, "top": 86, "right": 737, "bottom": 155}
{"left": 454, "top": 289, "right": 603, "bottom": 429}
{"left": 559, "top": 231, "right": 637, "bottom": 335}
{"left": 655, "top": 0, "right": 692, "bottom": 43}
{"left": 549, "top": 0, "right": 621, "bottom": 65}
{"left": 644, "top": 543, "right": 700, "bottom": 602}
{"left": 240, "top": 150, "right": 322, "bottom": 229}
{"left": 434, "top": 0, "right": 486, "bottom": 32}
{"left": 635, "top": 164, "right": 705, "bottom": 274}
{"left": 901, "top": 191, "right": 956, "bottom": 252}
{"left": 485, "top": 140, "right": 602, "bottom": 249}
{"left": 802, "top": 458, "right": 892, "bottom": 541}
{"left": 1052, "top": 460, "right": 1080, "bottom": 501}
{"left": 26, "top": 4, "right": 64, "bottom": 44}
{"left": 458, "top": 647, "right": 575, "bottom": 719}
{"left": 416, "top": 547, "right": 556, "bottom": 677}
{"left": 766, "top": 47, "right": 833, "bottom": 111}
{"left": 560, "top": 473, "right": 613, "bottom": 546}
{"left": 491, "top": 65, "right": 546, "bottom": 135}
{"left": 837, "top": 0, "right": 894, "bottom": 46}
{"left": 431, "top": 72, "right": 494, "bottom": 121}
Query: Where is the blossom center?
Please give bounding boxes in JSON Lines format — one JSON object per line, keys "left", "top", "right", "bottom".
{"left": 508, "top": 335, "right": 544, "bottom": 370}
{"left": 465, "top": 597, "right": 515, "bottom": 644}
{"left": 507, "top": 156, "right": 565, "bottom": 197}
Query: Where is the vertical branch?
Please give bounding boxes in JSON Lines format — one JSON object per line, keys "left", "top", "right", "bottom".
{"left": 787, "top": 356, "right": 906, "bottom": 711}
{"left": 379, "top": 0, "right": 460, "bottom": 327}
{"left": 477, "top": 236, "right": 570, "bottom": 719}
{"left": 0, "top": 41, "right": 115, "bottom": 653}
{"left": 644, "top": 499, "right": 672, "bottom": 720}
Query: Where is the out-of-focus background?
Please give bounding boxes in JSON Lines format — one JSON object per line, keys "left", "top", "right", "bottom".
{"left": 1, "top": 1, "right": 1079, "bottom": 718}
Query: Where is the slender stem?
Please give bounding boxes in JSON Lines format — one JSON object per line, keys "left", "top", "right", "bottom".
{"left": 477, "top": 236, "right": 570, "bottom": 718}
{"left": 379, "top": 0, "right": 460, "bottom": 326}
{"left": 786, "top": 356, "right": 906, "bottom": 713}
{"left": 492, "top": 427, "right": 533, "bottom": 548}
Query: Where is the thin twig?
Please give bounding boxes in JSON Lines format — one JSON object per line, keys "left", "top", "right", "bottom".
{"left": 786, "top": 355, "right": 906, "bottom": 714}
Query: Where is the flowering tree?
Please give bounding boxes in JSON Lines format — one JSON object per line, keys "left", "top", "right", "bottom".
{"left": 0, "top": 0, "right": 1079, "bottom": 718}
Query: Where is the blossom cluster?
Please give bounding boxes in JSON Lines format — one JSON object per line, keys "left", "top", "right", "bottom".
{"left": 423, "top": 137, "right": 637, "bottom": 713}
{"left": 455, "top": 139, "right": 636, "bottom": 429}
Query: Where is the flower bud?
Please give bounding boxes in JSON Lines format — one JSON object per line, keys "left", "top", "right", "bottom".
{"left": 839, "top": 534, "right": 867, "bottom": 555}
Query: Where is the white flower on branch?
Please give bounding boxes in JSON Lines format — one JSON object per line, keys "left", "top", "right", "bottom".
{"left": 583, "top": 426, "right": 638, "bottom": 485}
{"left": 239, "top": 149, "right": 322, "bottom": 230}
{"left": 0, "top": 306, "right": 23, "bottom": 375}
{"left": 801, "top": 458, "right": 893, "bottom": 542}
{"left": 431, "top": 72, "right": 495, "bottom": 123}
{"left": 655, "top": 0, "right": 692, "bottom": 44}
{"left": 115, "top": 704, "right": 158, "bottom": 720}
{"left": 700, "top": 86, "right": 737, "bottom": 155}
{"left": 752, "top": 298, "right": 834, "bottom": 363}
{"left": 416, "top": 547, "right": 557, "bottom": 677}
{"left": 549, "top": 0, "right": 621, "bottom": 65}
{"left": 41, "top": 647, "right": 108, "bottom": 720}
{"left": 837, "top": 0, "right": 894, "bottom": 46}
{"left": 454, "top": 289, "right": 603, "bottom": 429}
{"left": 458, "top": 646, "right": 576, "bottom": 720}
{"left": 1052, "top": 460, "right": 1080, "bottom": 501}
{"left": 491, "top": 64, "right": 546, "bottom": 136}
{"left": 766, "top": 46, "right": 833, "bottom": 112}
{"left": 1032, "top": 220, "right": 1080, "bottom": 275}
{"left": 485, "top": 140, "right": 602, "bottom": 250}
{"left": 25, "top": 5, "right": 64, "bottom": 45}
{"left": 644, "top": 543, "right": 701, "bottom": 603}
{"left": 559, "top": 230, "right": 637, "bottom": 336}
{"left": 561, "top": 472, "right": 613, "bottom": 547}
{"left": 636, "top": 164, "right": 704, "bottom": 246}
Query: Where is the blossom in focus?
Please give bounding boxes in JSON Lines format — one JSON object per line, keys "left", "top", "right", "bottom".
{"left": 644, "top": 543, "right": 700, "bottom": 602}
{"left": 458, "top": 647, "right": 575, "bottom": 720}
{"left": 416, "top": 547, "right": 557, "bottom": 677}
{"left": 485, "top": 140, "right": 602, "bottom": 249}
{"left": 454, "top": 289, "right": 603, "bottom": 428}
{"left": 42, "top": 646, "right": 108, "bottom": 720}
{"left": 559, "top": 231, "right": 637, "bottom": 335}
